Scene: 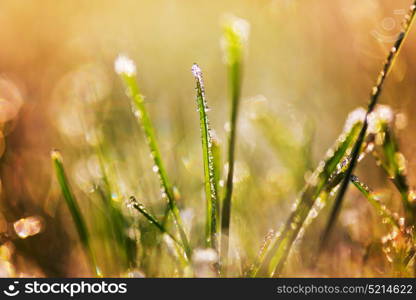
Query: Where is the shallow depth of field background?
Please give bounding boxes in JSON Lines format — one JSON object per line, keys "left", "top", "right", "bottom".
{"left": 1, "top": 0, "right": 416, "bottom": 277}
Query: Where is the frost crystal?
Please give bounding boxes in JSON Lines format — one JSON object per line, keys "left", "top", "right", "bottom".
{"left": 114, "top": 54, "right": 137, "bottom": 76}
{"left": 231, "top": 17, "right": 250, "bottom": 42}
{"left": 191, "top": 63, "right": 202, "bottom": 79}
{"left": 343, "top": 107, "right": 366, "bottom": 133}
{"left": 368, "top": 104, "right": 394, "bottom": 133}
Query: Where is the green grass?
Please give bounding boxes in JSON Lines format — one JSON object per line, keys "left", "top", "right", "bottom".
{"left": 128, "top": 196, "right": 189, "bottom": 269}
{"left": 350, "top": 174, "right": 399, "bottom": 228}
{"left": 128, "top": 196, "right": 181, "bottom": 247}
{"left": 49, "top": 4, "right": 416, "bottom": 278}
{"left": 93, "top": 139, "right": 137, "bottom": 270}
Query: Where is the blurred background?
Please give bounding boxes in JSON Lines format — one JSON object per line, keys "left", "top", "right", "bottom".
{"left": 0, "top": 0, "right": 416, "bottom": 277}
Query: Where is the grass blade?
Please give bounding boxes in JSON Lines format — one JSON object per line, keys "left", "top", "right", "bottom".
{"left": 378, "top": 125, "right": 413, "bottom": 221}
{"left": 128, "top": 196, "right": 181, "bottom": 246}
{"left": 220, "top": 16, "right": 250, "bottom": 275}
{"left": 319, "top": 2, "right": 416, "bottom": 250}
{"left": 115, "top": 55, "right": 191, "bottom": 259}
{"left": 350, "top": 175, "right": 399, "bottom": 228}
{"left": 247, "top": 229, "right": 276, "bottom": 277}
{"left": 192, "top": 63, "right": 219, "bottom": 250}
{"left": 51, "top": 150, "right": 98, "bottom": 275}
{"left": 253, "top": 113, "right": 311, "bottom": 190}
{"left": 128, "top": 196, "right": 189, "bottom": 269}
{"left": 94, "top": 140, "right": 137, "bottom": 269}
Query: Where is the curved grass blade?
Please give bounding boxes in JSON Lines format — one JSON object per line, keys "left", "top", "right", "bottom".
{"left": 255, "top": 119, "right": 362, "bottom": 277}
{"left": 115, "top": 55, "right": 191, "bottom": 259}
{"left": 320, "top": 1, "right": 416, "bottom": 250}
{"left": 220, "top": 16, "right": 250, "bottom": 275}
{"left": 192, "top": 63, "right": 219, "bottom": 250}
{"left": 51, "top": 150, "right": 98, "bottom": 275}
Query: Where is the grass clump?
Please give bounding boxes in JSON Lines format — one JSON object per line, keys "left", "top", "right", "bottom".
{"left": 115, "top": 55, "right": 192, "bottom": 260}
{"left": 48, "top": 2, "right": 416, "bottom": 278}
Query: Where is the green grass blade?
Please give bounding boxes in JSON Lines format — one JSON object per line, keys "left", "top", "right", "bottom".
{"left": 192, "top": 63, "right": 219, "bottom": 250}
{"left": 128, "top": 196, "right": 180, "bottom": 245}
{"left": 115, "top": 55, "right": 191, "bottom": 259}
{"left": 51, "top": 150, "right": 98, "bottom": 275}
{"left": 350, "top": 175, "right": 399, "bottom": 228}
{"left": 247, "top": 229, "right": 276, "bottom": 277}
{"left": 94, "top": 140, "right": 137, "bottom": 269}
{"left": 379, "top": 125, "right": 413, "bottom": 220}
{"left": 256, "top": 117, "right": 363, "bottom": 277}
{"left": 319, "top": 2, "right": 416, "bottom": 250}
{"left": 128, "top": 196, "right": 189, "bottom": 268}
{"left": 220, "top": 16, "right": 250, "bottom": 275}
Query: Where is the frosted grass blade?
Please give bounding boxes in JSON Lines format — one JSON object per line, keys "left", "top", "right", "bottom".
{"left": 192, "top": 63, "right": 219, "bottom": 250}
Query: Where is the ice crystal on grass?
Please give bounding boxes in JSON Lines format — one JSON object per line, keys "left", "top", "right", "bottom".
{"left": 114, "top": 54, "right": 137, "bottom": 76}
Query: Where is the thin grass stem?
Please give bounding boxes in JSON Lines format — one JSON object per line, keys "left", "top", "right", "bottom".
{"left": 51, "top": 150, "right": 98, "bottom": 276}
{"left": 220, "top": 16, "right": 249, "bottom": 275}
{"left": 247, "top": 229, "right": 275, "bottom": 277}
